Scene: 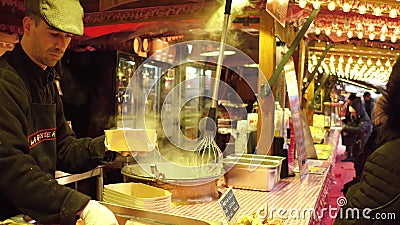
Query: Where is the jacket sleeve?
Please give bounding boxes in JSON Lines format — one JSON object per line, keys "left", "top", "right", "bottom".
{"left": 0, "top": 66, "right": 90, "bottom": 225}
{"left": 54, "top": 83, "right": 115, "bottom": 174}
{"left": 343, "top": 115, "right": 371, "bottom": 135}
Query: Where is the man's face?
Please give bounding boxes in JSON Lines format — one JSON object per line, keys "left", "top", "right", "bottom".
{"left": 23, "top": 17, "right": 73, "bottom": 69}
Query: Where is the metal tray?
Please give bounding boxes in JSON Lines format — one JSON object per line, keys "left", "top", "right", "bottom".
{"left": 223, "top": 157, "right": 281, "bottom": 191}
{"left": 225, "top": 153, "right": 285, "bottom": 179}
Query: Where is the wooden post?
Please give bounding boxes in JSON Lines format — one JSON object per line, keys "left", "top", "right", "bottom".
{"left": 257, "top": 10, "right": 275, "bottom": 155}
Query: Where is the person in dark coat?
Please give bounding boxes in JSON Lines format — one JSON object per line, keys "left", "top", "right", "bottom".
{"left": 0, "top": 0, "right": 121, "bottom": 224}
{"left": 341, "top": 97, "right": 372, "bottom": 171}
{"left": 363, "top": 91, "right": 375, "bottom": 120}
{"left": 341, "top": 92, "right": 358, "bottom": 161}
{"left": 341, "top": 94, "right": 386, "bottom": 195}
{"left": 334, "top": 58, "right": 400, "bottom": 225}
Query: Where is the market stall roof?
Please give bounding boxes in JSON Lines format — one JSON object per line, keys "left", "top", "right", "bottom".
{"left": 1, "top": 0, "right": 400, "bottom": 88}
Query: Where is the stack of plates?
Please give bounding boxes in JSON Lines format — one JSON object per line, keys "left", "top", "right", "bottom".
{"left": 103, "top": 183, "right": 171, "bottom": 211}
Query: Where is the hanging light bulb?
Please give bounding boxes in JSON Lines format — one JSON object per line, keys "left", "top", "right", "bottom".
{"left": 367, "top": 58, "right": 372, "bottom": 66}
{"left": 313, "top": 0, "right": 320, "bottom": 9}
{"left": 376, "top": 59, "right": 382, "bottom": 67}
{"left": 381, "top": 24, "right": 388, "bottom": 34}
{"left": 394, "top": 27, "right": 400, "bottom": 35}
{"left": 356, "top": 22, "right": 363, "bottom": 31}
{"left": 336, "top": 29, "right": 343, "bottom": 37}
{"left": 299, "top": 0, "right": 307, "bottom": 9}
{"left": 358, "top": 31, "right": 363, "bottom": 39}
{"left": 357, "top": 57, "right": 363, "bottom": 65}
{"left": 359, "top": 5, "right": 367, "bottom": 14}
{"left": 386, "top": 59, "right": 392, "bottom": 67}
{"left": 343, "top": 2, "right": 351, "bottom": 12}
{"left": 330, "top": 55, "right": 335, "bottom": 63}
{"left": 373, "top": 7, "right": 382, "bottom": 16}
{"left": 380, "top": 34, "right": 386, "bottom": 42}
{"left": 347, "top": 30, "right": 353, "bottom": 38}
{"left": 369, "top": 33, "right": 375, "bottom": 40}
{"left": 339, "top": 56, "right": 344, "bottom": 63}
{"left": 328, "top": 1, "right": 335, "bottom": 11}
{"left": 348, "top": 56, "right": 353, "bottom": 64}
{"left": 312, "top": 54, "right": 317, "bottom": 62}
{"left": 325, "top": 28, "right": 331, "bottom": 36}
{"left": 315, "top": 27, "right": 321, "bottom": 35}
{"left": 389, "top": 8, "right": 397, "bottom": 18}
{"left": 368, "top": 24, "right": 375, "bottom": 32}
{"left": 391, "top": 36, "right": 397, "bottom": 43}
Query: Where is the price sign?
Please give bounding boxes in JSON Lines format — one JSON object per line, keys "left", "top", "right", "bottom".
{"left": 219, "top": 188, "right": 240, "bottom": 222}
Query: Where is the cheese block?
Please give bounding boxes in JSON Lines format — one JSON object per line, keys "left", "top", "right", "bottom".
{"left": 104, "top": 128, "right": 157, "bottom": 152}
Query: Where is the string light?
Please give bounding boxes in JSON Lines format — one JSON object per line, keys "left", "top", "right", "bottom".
{"left": 342, "top": 2, "right": 351, "bottom": 12}
{"left": 389, "top": 8, "right": 397, "bottom": 18}
{"left": 296, "top": 1, "right": 399, "bottom": 18}
{"left": 369, "top": 33, "right": 375, "bottom": 40}
{"left": 313, "top": 0, "right": 320, "bottom": 9}
{"left": 315, "top": 27, "right": 321, "bottom": 35}
{"left": 299, "top": 0, "right": 306, "bottom": 8}
{"left": 307, "top": 52, "right": 393, "bottom": 86}
{"left": 336, "top": 29, "right": 343, "bottom": 37}
{"left": 347, "top": 31, "right": 353, "bottom": 38}
{"left": 325, "top": 28, "right": 331, "bottom": 36}
{"left": 358, "top": 5, "right": 367, "bottom": 14}
{"left": 328, "top": 1, "right": 335, "bottom": 11}
{"left": 381, "top": 24, "right": 388, "bottom": 34}
{"left": 373, "top": 7, "right": 382, "bottom": 16}
{"left": 380, "top": 34, "right": 386, "bottom": 42}
{"left": 357, "top": 32, "right": 363, "bottom": 39}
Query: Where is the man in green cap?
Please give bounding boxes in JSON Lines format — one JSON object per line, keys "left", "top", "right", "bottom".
{"left": 0, "top": 0, "right": 121, "bottom": 224}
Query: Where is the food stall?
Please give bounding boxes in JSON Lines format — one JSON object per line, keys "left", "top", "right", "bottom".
{"left": 1, "top": 0, "right": 395, "bottom": 224}
{"left": 107, "top": 130, "right": 340, "bottom": 225}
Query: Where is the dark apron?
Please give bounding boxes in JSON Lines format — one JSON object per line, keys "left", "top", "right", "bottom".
{"left": 28, "top": 103, "right": 57, "bottom": 176}
{"left": 7, "top": 54, "right": 58, "bottom": 177}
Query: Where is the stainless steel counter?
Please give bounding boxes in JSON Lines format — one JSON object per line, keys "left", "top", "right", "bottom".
{"left": 55, "top": 166, "right": 104, "bottom": 201}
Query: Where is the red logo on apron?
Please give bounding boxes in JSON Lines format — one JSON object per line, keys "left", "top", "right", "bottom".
{"left": 28, "top": 128, "right": 56, "bottom": 149}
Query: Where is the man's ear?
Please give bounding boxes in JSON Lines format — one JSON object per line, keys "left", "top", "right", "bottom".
{"left": 22, "top": 17, "right": 33, "bottom": 35}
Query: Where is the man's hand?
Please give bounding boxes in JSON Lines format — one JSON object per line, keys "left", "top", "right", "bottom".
{"left": 80, "top": 200, "right": 118, "bottom": 225}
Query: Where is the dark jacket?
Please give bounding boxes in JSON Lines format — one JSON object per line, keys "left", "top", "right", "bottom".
{"left": 342, "top": 98, "right": 372, "bottom": 148}
{"left": 0, "top": 44, "right": 112, "bottom": 224}
{"left": 334, "top": 138, "right": 400, "bottom": 225}
{"left": 363, "top": 99, "right": 374, "bottom": 120}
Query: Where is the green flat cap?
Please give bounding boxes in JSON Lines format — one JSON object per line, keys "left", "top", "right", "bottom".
{"left": 25, "top": 0, "right": 84, "bottom": 35}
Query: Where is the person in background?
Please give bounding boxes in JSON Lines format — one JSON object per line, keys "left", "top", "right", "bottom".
{"left": 340, "top": 92, "right": 359, "bottom": 161}
{"left": 340, "top": 97, "right": 372, "bottom": 176}
{"left": 341, "top": 94, "right": 386, "bottom": 195}
{"left": 334, "top": 58, "right": 400, "bottom": 225}
{"left": 0, "top": 0, "right": 121, "bottom": 224}
{"left": 362, "top": 91, "right": 375, "bottom": 120}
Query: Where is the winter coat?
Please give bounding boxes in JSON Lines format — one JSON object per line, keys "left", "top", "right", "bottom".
{"left": 342, "top": 98, "right": 372, "bottom": 150}
{"left": 333, "top": 138, "right": 400, "bottom": 225}
{"left": 0, "top": 44, "right": 113, "bottom": 224}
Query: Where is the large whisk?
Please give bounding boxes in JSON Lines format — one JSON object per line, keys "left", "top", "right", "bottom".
{"left": 193, "top": 0, "right": 232, "bottom": 177}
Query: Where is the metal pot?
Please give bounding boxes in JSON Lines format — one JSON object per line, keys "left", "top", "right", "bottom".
{"left": 121, "top": 164, "right": 222, "bottom": 205}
